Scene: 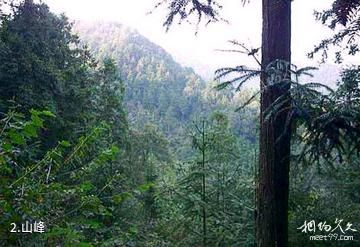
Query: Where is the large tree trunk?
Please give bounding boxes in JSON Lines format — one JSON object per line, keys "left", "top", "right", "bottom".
{"left": 257, "top": 0, "right": 291, "bottom": 247}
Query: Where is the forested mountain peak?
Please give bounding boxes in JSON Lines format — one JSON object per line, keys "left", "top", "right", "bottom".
{"left": 73, "top": 20, "right": 261, "bottom": 145}
{"left": 73, "top": 21, "right": 208, "bottom": 139}
{"left": 74, "top": 21, "right": 201, "bottom": 85}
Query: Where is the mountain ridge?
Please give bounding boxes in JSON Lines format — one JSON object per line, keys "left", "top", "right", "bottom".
{"left": 73, "top": 21, "right": 206, "bottom": 136}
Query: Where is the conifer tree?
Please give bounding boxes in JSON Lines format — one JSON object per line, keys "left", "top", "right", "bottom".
{"left": 0, "top": 0, "right": 94, "bottom": 148}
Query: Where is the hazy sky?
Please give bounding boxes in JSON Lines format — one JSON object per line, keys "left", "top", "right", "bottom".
{"left": 45, "top": 0, "right": 336, "bottom": 78}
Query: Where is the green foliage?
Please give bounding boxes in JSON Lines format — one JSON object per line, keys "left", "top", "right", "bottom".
{"left": 1, "top": 109, "right": 113, "bottom": 245}
{"left": 0, "top": 0, "right": 95, "bottom": 149}
{"left": 74, "top": 21, "right": 261, "bottom": 165}
{"left": 290, "top": 67, "right": 360, "bottom": 165}
{"left": 155, "top": 113, "right": 256, "bottom": 246}
{"left": 91, "top": 57, "right": 128, "bottom": 147}
{"left": 310, "top": 0, "right": 360, "bottom": 62}
{"left": 74, "top": 22, "right": 205, "bottom": 137}
{"left": 287, "top": 65, "right": 360, "bottom": 246}
{"left": 289, "top": 155, "right": 360, "bottom": 247}
{"left": 1, "top": 1, "right": 358, "bottom": 246}
{"left": 0, "top": 107, "right": 162, "bottom": 246}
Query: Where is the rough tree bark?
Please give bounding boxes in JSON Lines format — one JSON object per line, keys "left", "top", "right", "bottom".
{"left": 257, "top": 0, "right": 291, "bottom": 247}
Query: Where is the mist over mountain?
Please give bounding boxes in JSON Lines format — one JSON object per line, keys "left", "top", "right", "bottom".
{"left": 73, "top": 21, "right": 343, "bottom": 144}
{"left": 74, "top": 21, "right": 205, "bottom": 133}
{"left": 74, "top": 21, "right": 259, "bottom": 146}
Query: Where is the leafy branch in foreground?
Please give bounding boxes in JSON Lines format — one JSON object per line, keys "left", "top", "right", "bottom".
{"left": 214, "top": 41, "right": 261, "bottom": 111}
{"left": 265, "top": 65, "right": 360, "bottom": 165}
{"left": 309, "top": 0, "right": 360, "bottom": 62}
{"left": 214, "top": 44, "right": 360, "bottom": 165}
{"left": 0, "top": 108, "right": 127, "bottom": 246}
{"left": 151, "top": 0, "right": 225, "bottom": 32}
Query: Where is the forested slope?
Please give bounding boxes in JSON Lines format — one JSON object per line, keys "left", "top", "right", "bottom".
{"left": 74, "top": 21, "right": 259, "bottom": 153}
{"left": 0, "top": 1, "right": 358, "bottom": 246}
{"left": 75, "top": 22, "right": 204, "bottom": 133}
{"left": 0, "top": 4, "right": 258, "bottom": 245}
{"left": 74, "top": 22, "right": 343, "bottom": 144}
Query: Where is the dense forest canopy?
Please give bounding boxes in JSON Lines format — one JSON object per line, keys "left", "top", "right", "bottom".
{"left": 0, "top": 0, "right": 359, "bottom": 246}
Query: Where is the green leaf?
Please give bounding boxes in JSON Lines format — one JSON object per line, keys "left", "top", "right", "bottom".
{"left": 112, "top": 195, "right": 122, "bottom": 204}
{"left": 29, "top": 109, "right": 40, "bottom": 116}
{"left": 0, "top": 155, "right": 5, "bottom": 165}
{"left": 111, "top": 145, "right": 120, "bottom": 155}
{"left": 31, "top": 114, "right": 44, "bottom": 127}
{"left": 138, "top": 182, "right": 154, "bottom": 192}
{"left": 23, "top": 123, "right": 38, "bottom": 138}
{"left": 0, "top": 161, "right": 12, "bottom": 175}
{"left": 8, "top": 130, "right": 25, "bottom": 145}
{"left": 121, "top": 192, "right": 133, "bottom": 200}
{"left": 40, "top": 110, "right": 56, "bottom": 118}
{"left": 2, "top": 142, "right": 12, "bottom": 152}
{"left": 59, "top": 140, "right": 71, "bottom": 147}
{"left": 129, "top": 226, "right": 138, "bottom": 235}
{"left": 80, "top": 181, "right": 93, "bottom": 192}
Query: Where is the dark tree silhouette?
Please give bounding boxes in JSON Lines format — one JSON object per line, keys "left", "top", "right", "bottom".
{"left": 257, "top": 1, "right": 291, "bottom": 246}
